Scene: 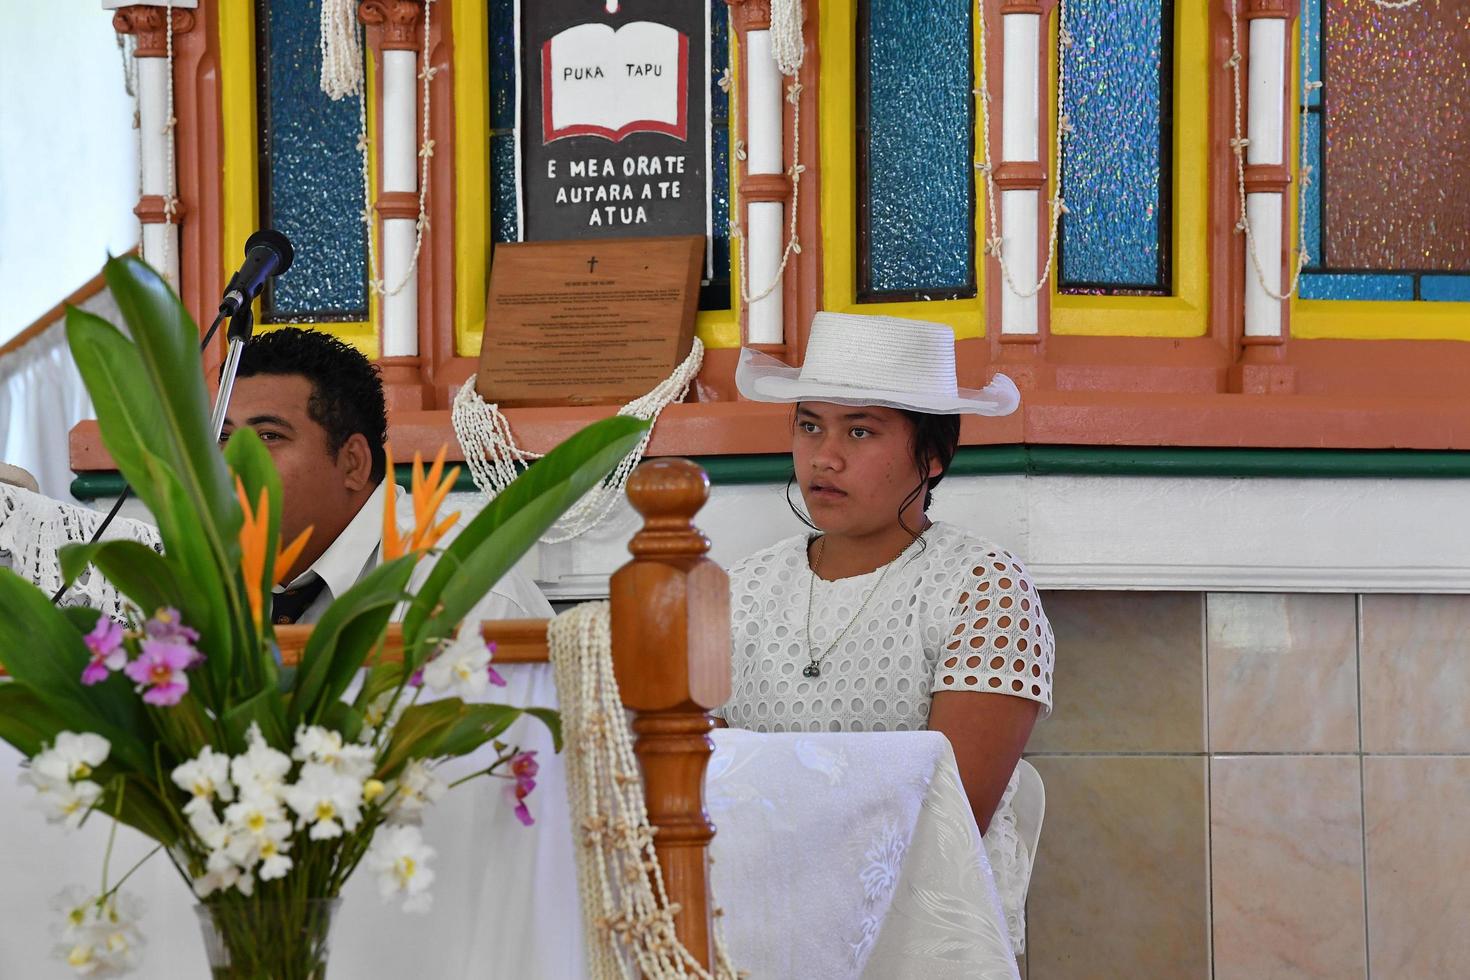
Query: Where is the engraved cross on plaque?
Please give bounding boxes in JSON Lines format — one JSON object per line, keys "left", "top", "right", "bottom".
{"left": 587, "top": 256, "right": 599, "bottom": 274}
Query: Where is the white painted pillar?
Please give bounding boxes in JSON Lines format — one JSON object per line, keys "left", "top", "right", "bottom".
{"left": 379, "top": 48, "right": 419, "bottom": 357}
{"left": 134, "top": 56, "right": 179, "bottom": 289}
{"left": 999, "top": 12, "right": 1040, "bottom": 335}
{"left": 743, "top": 28, "right": 785, "bottom": 345}
{"left": 1244, "top": 17, "right": 1287, "bottom": 338}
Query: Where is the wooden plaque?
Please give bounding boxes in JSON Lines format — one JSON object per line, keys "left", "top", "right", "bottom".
{"left": 476, "top": 235, "right": 702, "bottom": 408}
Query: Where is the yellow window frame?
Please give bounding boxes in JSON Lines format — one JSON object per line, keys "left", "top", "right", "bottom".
{"left": 219, "top": 2, "right": 385, "bottom": 359}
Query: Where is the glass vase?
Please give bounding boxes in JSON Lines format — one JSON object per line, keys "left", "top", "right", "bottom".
{"left": 194, "top": 897, "right": 340, "bottom": 980}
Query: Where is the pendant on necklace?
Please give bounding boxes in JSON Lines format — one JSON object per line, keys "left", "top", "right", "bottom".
{"left": 803, "top": 661, "right": 821, "bottom": 678}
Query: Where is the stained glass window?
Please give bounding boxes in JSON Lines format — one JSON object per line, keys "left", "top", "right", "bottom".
{"left": 857, "top": 0, "right": 975, "bottom": 301}
{"left": 488, "top": 1, "right": 732, "bottom": 311}
{"left": 1299, "top": 0, "right": 1470, "bottom": 302}
{"left": 1057, "top": 0, "right": 1171, "bottom": 294}
{"left": 255, "top": 0, "right": 369, "bottom": 322}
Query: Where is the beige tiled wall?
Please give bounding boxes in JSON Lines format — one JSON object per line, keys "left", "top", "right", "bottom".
{"left": 1021, "top": 590, "right": 1470, "bottom": 978}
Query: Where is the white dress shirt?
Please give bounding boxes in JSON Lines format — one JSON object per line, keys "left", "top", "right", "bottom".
{"left": 277, "top": 479, "right": 552, "bottom": 624}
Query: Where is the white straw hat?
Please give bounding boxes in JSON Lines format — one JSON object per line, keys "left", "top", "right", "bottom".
{"left": 735, "top": 311, "right": 1020, "bottom": 416}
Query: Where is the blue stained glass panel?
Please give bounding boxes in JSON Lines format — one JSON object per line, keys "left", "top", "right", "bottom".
{"left": 1421, "top": 276, "right": 1470, "bottom": 302}
{"left": 259, "top": 0, "right": 367, "bottom": 319}
{"left": 1300, "top": 273, "right": 1413, "bottom": 301}
{"left": 490, "top": 135, "right": 519, "bottom": 245}
{"left": 489, "top": 0, "right": 516, "bottom": 132}
{"left": 1302, "top": 112, "right": 1321, "bottom": 266}
{"left": 861, "top": 0, "right": 974, "bottom": 298}
{"left": 1302, "top": 0, "right": 1322, "bottom": 106}
{"left": 1058, "top": 0, "right": 1168, "bottom": 292}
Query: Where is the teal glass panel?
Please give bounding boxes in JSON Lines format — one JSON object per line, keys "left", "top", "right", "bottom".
{"left": 1058, "top": 0, "right": 1169, "bottom": 293}
{"left": 257, "top": 0, "right": 368, "bottom": 320}
{"left": 1300, "top": 273, "right": 1413, "bottom": 301}
{"left": 859, "top": 0, "right": 974, "bottom": 299}
{"left": 1421, "top": 276, "right": 1470, "bottom": 302}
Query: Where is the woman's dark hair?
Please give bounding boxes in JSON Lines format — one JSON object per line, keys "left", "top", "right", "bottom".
{"left": 236, "top": 327, "right": 389, "bottom": 483}
{"left": 786, "top": 406, "right": 961, "bottom": 541}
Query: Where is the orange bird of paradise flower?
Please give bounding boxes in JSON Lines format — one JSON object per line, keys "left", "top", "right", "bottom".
{"left": 382, "top": 444, "right": 461, "bottom": 562}
{"left": 235, "top": 477, "right": 313, "bottom": 628}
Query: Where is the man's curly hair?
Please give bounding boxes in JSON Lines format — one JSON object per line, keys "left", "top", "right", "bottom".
{"left": 236, "top": 327, "right": 388, "bottom": 482}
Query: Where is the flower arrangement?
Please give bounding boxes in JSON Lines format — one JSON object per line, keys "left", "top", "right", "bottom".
{"left": 0, "top": 257, "right": 649, "bottom": 978}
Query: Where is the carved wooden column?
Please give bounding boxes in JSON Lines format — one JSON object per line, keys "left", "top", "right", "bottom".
{"left": 610, "top": 459, "right": 731, "bottom": 969}
{"left": 110, "top": 2, "right": 198, "bottom": 293}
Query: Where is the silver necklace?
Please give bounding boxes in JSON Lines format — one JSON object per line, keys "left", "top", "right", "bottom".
{"left": 802, "top": 532, "right": 924, "bottom": 678}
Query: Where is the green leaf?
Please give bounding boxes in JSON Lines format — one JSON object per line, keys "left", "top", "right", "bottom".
{"left": 61, "top": 606, "right": 107, "bottom": 635}
{"left": 221, "top": 685, "right": 289, "bottom": 752}
{"left": 0, "top": 682, "right": 76, "bottom": 758}
{"left": 0, "top": 570, "right": 152, "bottom": 771}
{"left": 321, "top": 701, "right": 365, "bottom": 745}
{"left": 290, "top": 558, "right": 415, "bottom": 729}
{"left": 101, "top": 255, "right": 234, "bottom": 526}
{"left": 352, "top": 661, "right": 407, "bottom": 712}
{"left": 376, "top": 699, "right": 467, "bottom": 779}
{"left": 403, "top": 416, "right": 649, "bottom": 661}
{"left": 432, "top": 703, "right": 524, "bottom": 760}
{"left": 59, "top": 540, "right": 184, "bottom": 620}
{"left": 223, "top": 426, "right": 285, "bottom": 693}
{"left": 524, "top": 707, "right": 564, "bottom": 752}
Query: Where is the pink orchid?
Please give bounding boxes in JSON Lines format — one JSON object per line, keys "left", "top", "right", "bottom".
{"left": 122, "top": 638, "right": 199, "bottom": 706}
{"left": 485, "top": 639, "right": 506, "bottom": 687}
{"left": 507, "top": 750, "right": 538, "bottom": 826}
{"left": 144, "top": 607, "right": 199, "bottom": 644}
{"left": 80, "top": 617, "right": 127, "bottom": 686}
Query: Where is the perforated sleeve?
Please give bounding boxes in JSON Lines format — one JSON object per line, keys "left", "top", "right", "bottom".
{"left": 932, "top": 547, "right": 1054, "bottom": 714}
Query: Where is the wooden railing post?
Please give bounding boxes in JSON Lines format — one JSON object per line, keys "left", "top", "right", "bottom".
{"left": 610, "top": 459, "right": 731, "bottom": 970}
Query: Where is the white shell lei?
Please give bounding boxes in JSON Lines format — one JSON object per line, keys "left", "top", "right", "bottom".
{"left": 451, "top": 338, "right": 703, "bottom": 543}
{"left": 549, "top": 602, "right": 739, "bottom": 979}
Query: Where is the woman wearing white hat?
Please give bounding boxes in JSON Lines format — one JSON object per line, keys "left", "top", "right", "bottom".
{"left": 723, "top": 311, "right": 1054, "bottom": 951}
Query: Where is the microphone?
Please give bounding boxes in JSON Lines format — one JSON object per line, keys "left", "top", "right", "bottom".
{"left": 218, "top": 229, "right": 294, "bottom": 317}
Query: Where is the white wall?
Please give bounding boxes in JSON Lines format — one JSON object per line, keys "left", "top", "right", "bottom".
{"left": 0, "top": 4, "right": 139, "bottom": 343}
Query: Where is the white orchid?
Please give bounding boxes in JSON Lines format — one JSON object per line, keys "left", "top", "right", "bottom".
{"left": 365, "top": 824, "right": 436, "bottom": 913}
{"left": 24, "top": 771, "right": 104, "bottom": 830}
{"left": 359, "top": 690, "right": 407, "bottom": 744}
{"left": 383, "top": 760, "right": 446, "bottom": 826}
{"left": 420, "top": 627, "right": 493, "bottom": 699}
{"left": 283, "top": 763, "right": 364, "bottom": 840}
{"left": 33, "top": 732, "right": 111, "bottom": 784}
{"left": 222, "top": 795, "right": 294, "bottom": 880}
{"left": 229, "top": 723, "right": 292, "bottom": 803}
{"left": 171, "top": 746, "right": 235, "bottom": 817}
{"left": 292, "top": 725, "right": 376, "bottom": 783}
{"left": 50, "top": 885, "right": 145, "bottom": 978}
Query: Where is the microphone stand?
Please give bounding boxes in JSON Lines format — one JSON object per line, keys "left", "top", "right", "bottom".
{"left": 50, "top": 304, "right": 237, "bottom": 605}
{"left": 208, "top": 305, "right": 254, "bottom": 441}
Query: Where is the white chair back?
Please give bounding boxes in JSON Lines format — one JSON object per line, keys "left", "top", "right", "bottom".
{"left": 1010, "top": 759, "right": 1046, "bottom": 886}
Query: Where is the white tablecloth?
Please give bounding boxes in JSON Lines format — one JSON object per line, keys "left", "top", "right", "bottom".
{"left": 0, "top": 665, "right": 1017, "bottom": 978}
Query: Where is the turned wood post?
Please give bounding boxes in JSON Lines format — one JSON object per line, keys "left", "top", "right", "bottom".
{"left": 610, "top": 459, "right": 731, "bottom": 970}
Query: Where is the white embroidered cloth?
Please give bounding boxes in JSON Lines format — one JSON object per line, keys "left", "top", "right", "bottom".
{"left": 0, "top": 484, "right": 160, "bottom": 618}
{"left": 0, "top": 668, "right": 1018, "bottom": 978}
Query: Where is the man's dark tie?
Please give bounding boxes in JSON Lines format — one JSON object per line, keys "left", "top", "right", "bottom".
{"left": 271, "top": 575, "right": 327, "bottom": 625}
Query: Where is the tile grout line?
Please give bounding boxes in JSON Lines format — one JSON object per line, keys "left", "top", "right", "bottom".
{"left": 1202, "top": 594, "right": 1216, "bottom": 980}
{"left": 1356, "top": 593, "right": 1372, "bottom": 979}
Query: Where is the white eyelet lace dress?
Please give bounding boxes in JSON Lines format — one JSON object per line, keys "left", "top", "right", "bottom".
{"left": 721, "top": 521, "right": 1055, "bottom": 954}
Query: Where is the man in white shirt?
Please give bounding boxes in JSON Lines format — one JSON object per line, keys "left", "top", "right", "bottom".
{"left": 218, "top": 327, "right": 551, "bottom": 625}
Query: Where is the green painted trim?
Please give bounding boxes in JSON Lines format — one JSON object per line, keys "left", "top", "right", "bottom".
{"left": 68, "top": 444, "right": 1470, "bottom": 500}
